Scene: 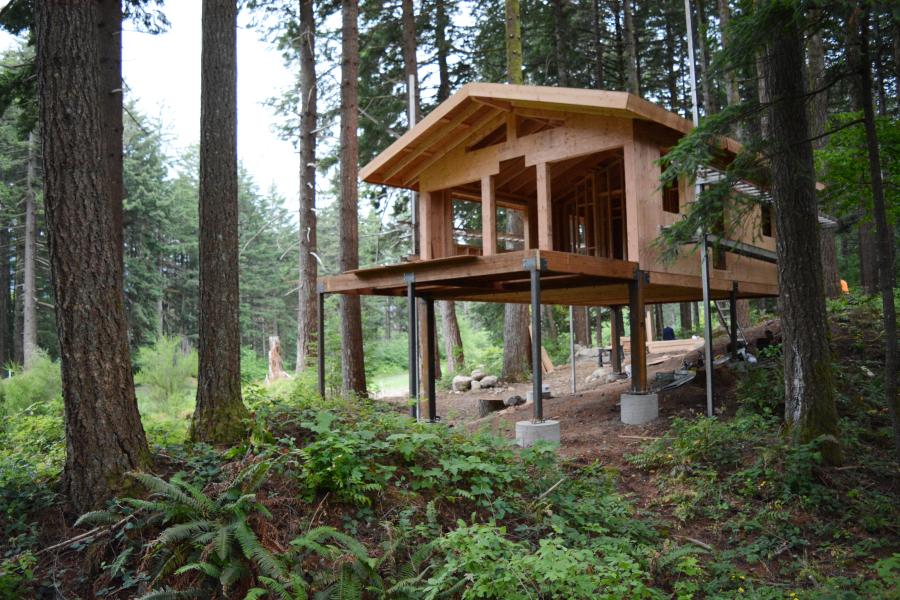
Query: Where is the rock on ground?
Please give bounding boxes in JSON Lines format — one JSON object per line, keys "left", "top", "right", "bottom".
{"left": 452, "top": 376, "right": 473, "bottom": 391}
{"left": 504, "top": 395, "right": 526, "bottom": 407}
{"left": 480, "top": 375, "right": 499, "bottom": 388}
{"left": 470, "top": 370, "right": 486, "bottom": 381}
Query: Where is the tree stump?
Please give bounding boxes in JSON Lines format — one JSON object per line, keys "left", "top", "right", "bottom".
{"left": 265, "top": 336, "right": 293, "bottom": 385}
{"left": 477, "top": 398, "right": 506, "bottom": 418}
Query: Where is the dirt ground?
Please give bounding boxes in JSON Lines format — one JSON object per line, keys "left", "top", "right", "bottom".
{"left": 382, "top": 319, "right": 783, "bottom": 509}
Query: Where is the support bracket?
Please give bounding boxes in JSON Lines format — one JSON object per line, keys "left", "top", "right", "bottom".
{"left": 403, "top": 272, "right": 415, "bottom": 283}
{"left": 316, "top": 284, "right": 324, "bottom": 293}
{"left": 632, "top": 270, "right": 649, "bottom": 283}
{"left": 523, "top": 257, "right": 547, "bottom": 271}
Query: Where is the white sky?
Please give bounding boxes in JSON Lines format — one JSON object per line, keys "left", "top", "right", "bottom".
{"left": 0, "top": 1, "right": 300, "bottom": 207}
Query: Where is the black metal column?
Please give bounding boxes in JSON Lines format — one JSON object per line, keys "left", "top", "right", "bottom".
{"left": 525, "top": 257, "right": 546, "bottom": 422}
{"left": 729, "top": 282, "right": 738, "bottom": 360}
{"left": 405, "top": 274, "right": 417, "bottom": 419}
{"left": 425, "top": 296, "right": 437, "bottom": 422}
{"left": 317, "top": 285, "right": 325, "bottom": 400}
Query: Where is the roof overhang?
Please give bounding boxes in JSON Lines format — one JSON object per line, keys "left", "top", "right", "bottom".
{"left": 359, "top": 83, "right": 742, "bottom": 191}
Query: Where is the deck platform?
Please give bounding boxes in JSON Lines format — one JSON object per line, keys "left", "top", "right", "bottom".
{"left": 318, "top": 249, "right": 777, "bottom": 307}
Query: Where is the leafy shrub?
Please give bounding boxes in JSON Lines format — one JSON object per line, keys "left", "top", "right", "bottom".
{"left": 424, "top": 520, "right": 656, "bottom": 599}
{"left": 0, "top": 350, "right": 62, "bottom": 423}
{"left": 135, "top": 336, "right": 197, "bottom": 403}
{"left": 241, "top": 345, "right": 269, "bottom": 384}
{"left": 736, "top": 365, "right": 784, "bottom": 416}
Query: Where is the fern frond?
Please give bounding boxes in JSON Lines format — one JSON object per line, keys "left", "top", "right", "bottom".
{"left": 73, "top": 510, "right": 119, "bottom": 528}
{"left": 174, "top": 562, "right": 221, "bottom": 579}
{"left": 130, "top": 472, "right": 209, "bottom": 515}
{"left": 132, "top": 586, "right": 204, "bottom": 600}
{"left": 169, "top": 476, "right": 217, "bottom": 513}
{"left": 236, "top": 520, "right": 287, "bottom": 582}
{"left": 219, "top": 561, "right": 250, "bottom": 588}
{"left": 155, "top": 520, "right": 216, "bottom": 547}
{"left": 214, "top": 522, "right": 235, "bottom": 561}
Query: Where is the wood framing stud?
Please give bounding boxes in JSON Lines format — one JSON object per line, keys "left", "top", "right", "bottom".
{"left": 481, "top": 175, "right": 497, "bottom": 255}
{"left": 535, "top": 162, "right": 553, "bottom": 251}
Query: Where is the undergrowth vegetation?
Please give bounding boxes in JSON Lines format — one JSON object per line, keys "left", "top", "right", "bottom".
{"left": 0, "top": 301, "right": 897, "bottom": 598}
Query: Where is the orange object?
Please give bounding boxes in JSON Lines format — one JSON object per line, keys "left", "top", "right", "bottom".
{"left": 841, "top": 280, "right": 849, "bottom": 294}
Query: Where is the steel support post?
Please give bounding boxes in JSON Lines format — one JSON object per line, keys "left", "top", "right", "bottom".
{"left": 569, "top": 306, "right": 576, "bottom": 394}
{"left": 628, "top": 271, "right": 648, "bottom": 392}
{"left": 316, "top": 285, "right": 325, "bottom": 400}
{"left": 729, "top": 282, "right": 738, "bottom": 360}
{"left": 425, "top": 296, "right": 437, "bottom": 422}
{"left": 700, "top": 232, "right": 715, "bottom": 416}
{"left": 405, "top": 274, "right": 418, "bottom": 419}
{"left": 531, "top": 268, "right": 543, "bottom": 421}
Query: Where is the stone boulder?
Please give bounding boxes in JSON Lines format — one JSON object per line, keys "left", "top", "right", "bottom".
{"left": 452, "top": 375, "right": 472, "bottom": 391}
{"left": 504, "top": 395, "right": 526, "bottom": 407}
{"left": 479, "top": 375, "right": 499, "bottom": 388}
{"left": 471, "top": 379, "right": 482, "bottom": 391}
{"left": 470, "top": 369, "right": 486, "bottom": 381}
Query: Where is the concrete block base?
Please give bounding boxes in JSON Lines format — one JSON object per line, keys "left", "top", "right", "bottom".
{"left": 525, "top": 390, "right": 552, "bottom": 402}
{"left": 515, "top": 420, "right": 561, "bottom": 447}
{"left": 621, "top": 393, "right": 659, "bottom": 425}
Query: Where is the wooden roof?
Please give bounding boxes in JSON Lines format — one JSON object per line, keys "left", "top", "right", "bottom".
{"left": 359, "top": 83, "right": 721, "bottom": 191}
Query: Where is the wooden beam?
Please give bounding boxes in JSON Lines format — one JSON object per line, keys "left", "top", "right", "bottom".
{"left": 382, "top": 103, "right": 482, "bottom": 182}
{"left": 536, "top": 162, "right": 553, "bottom": 250}
{"left": 404, "top": 111, "right": 507, "bottom": 186}
{"left": 482, "top": 175, "right": 497, "bottom": 256}
{"left": 420, "top": 190, "right": 435, "bottom": 260}
{"left": 473, "top": 96, "right": 513, "bottom": 112}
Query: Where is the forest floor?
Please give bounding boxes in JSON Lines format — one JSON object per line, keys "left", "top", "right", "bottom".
{"left": 2, "top": 300, "right": 899, "bottom": 599}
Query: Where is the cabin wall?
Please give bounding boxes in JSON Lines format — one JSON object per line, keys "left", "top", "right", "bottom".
{"left": 631, "top": 126, "right": 777, "bottom": 289}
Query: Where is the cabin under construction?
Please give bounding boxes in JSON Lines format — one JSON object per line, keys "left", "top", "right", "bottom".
{"left": 316, "top": 83, "right": 778, "bottom": 426}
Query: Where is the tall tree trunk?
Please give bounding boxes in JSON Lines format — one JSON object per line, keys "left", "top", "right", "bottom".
{"left": 35, "top": 0, "right": 151, "bottom": 511}
{"left": 0, "top": 224, "right": 8, "bottom": 372}
{"left": 552, "top": 0, "right": 568, "bottom": 86}
{"left": 622, "top": 0, "right": 638, "bottom": 96}
{"left": 502, "top": 0, "right": 529, "bottom": 381}
{"left": 850, "top": 9, "right": 900, "bottom": 458}
{"left": 442, "top": 300, "right": 464, "bottom": 372}
{"left": 591, "top": 0, "right": 605, "bottom": 88}
{"left": 98, "top": 0, "right": 124, "bottom": 277}
{"left": 572, "top": 305, "right": 588, "bottom": 346}
{"left": 401, "top": 0, "right": 422, "bottom": 117}
{"left": 296, "top": 0, "right": 318, "bottom": 373}
{"left": 431, "top": 0, "right": 462, "bottom": 374}
{"left": 544, "top": 305, "right": 558, "bottom": 343}
{"left": 663, "top": 6, "right": 678, "bottom": 111}
{"left": 338, "top": 0, "right": 367, "bottom": 397}
{"left": 613, "top": 0, "right": 624, "bottom": 89}
{"left": 506, "top": 0, "right": 522, "bottom": 84}
{"left": 433, "top": 0, "right": 450, "bottom": 104}
{"left": 717, "top": 0, "right": 738, "bottom": 108}
{"left": 22, "top": 131, "right": 37, "bottom": 369}
{"left": 191, "top": 0, "right": 250, "bottom": 443}
{"left": 654, "top": 304, "right": 664, "bottom": 339}
{"left": 680, "top": 302, "right": 692, "bottom": 331}
{"left": 697, "top": 0, "right": 715, "bottom": 116}
{"left": 859, "top": 206, "right": 879, "bottom": 294}
{"left": 763, "top": 10, "right": 841, "bottom": 465}
{"left": 808, "top": 27, "right": 841, "bottom": 299}
{"left": 13, "top": 231, "right": 23, "bottom": 366}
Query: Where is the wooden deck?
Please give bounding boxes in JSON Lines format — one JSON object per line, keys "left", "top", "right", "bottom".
{"left": 317, "top": 249, "right": 777, "bottom": 307}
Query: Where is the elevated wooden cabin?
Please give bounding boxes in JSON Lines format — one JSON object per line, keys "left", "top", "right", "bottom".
{"left": 316, "top": 83, "right": 778, "bottom": 419}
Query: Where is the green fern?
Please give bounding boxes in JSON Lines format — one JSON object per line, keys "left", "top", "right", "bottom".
{"left": 91, "top": 459, "right": 291, "bottom": 598}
